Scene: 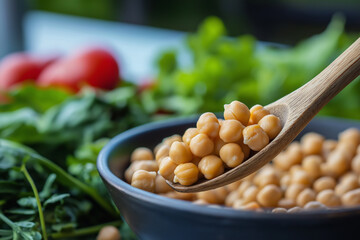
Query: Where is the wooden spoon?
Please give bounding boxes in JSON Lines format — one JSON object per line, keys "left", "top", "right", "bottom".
{"left": 168, "top": 37, "right": 360, "bottom": 193}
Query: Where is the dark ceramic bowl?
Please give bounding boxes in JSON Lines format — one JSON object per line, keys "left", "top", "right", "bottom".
{"left": 98, "top": 117, "right": 360, "bottom": 240}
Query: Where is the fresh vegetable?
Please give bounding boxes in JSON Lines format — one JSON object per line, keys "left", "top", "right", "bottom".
{"left": 0, "top": 84, "right": 145, "bottom": 239}
{"left": 142, "top": 15, "right": 360, "bottom": 119}
{"left": 37, "top": 47, "right": 120, "bottom": 92}
{"left": 0, "top": 53, "right": 56, "bottom": 91}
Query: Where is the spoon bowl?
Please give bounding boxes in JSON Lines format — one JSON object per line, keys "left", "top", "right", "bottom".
{"left": 169, "top": 37, "right": 360, "bottom": 192}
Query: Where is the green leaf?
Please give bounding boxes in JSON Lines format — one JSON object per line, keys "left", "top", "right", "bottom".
{"left": 51, "top": 222, "right": 77, "bottom": 232}
{"left": 39, "top": 174, "right": 57, "bottom": 199}
{"left": 6, "top": 209, "right": 37, "bottom": 215}
{"left": 7, "top": 84, "right": 71, "bottom": 113}
{"left": 17, "top": 197, "right": 37, "bottom": 209}
{"left": 37, "top": 93, "right": 113, "bottom": 145}
{"left": 0, "top": 108, "right": 42, "bottom": 143}
{"left": 15, "top": 221, "right": 35, "bottom": 228}
{"left": 44, "top": 194, "right": 70, "bottom": 207}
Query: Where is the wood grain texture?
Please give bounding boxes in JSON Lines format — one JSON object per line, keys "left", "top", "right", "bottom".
{"left": 169, "top": 37, "right": 360, "bottom": 193}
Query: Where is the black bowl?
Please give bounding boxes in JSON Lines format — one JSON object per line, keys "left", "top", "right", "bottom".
{"left": 97, "top": 117, "right": 360, "bottom": 240}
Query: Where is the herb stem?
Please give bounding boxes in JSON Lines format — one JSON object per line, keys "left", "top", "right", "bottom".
{"left": 0, "top": 213, "right": 15, "bottom": 229}
{"left": 21, "top": 163, "right": 48, "bottom": 240}
{"left": 50, "top": 220, "right": 122, "bottom": 239}
{"left": 33, "top": 154, "right": 116, "bottom": 216}
{"left": 2, "top": 143, "right": 117, "bottom": 217}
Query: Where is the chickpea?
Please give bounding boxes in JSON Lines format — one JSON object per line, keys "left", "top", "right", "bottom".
{"left": 327, "top": 151, "right": 350, "bottom": 177}
{"left": 242, "top": 171, "right": 256, "bottom": 182}
{"left": 274, "top": 142, "right": 303, "bottom": 171}
{"left": 169, "top": 141, "right": 193, "bottom": 164}
{"left": 272, "top": 208, "right": 287, "bottom": 213}
{"left": 238, "top": 142, "right": 251, "bottom": 159}
{"left": 174, "top": 163, "right": 199, "bottom": 186}
{"left": 290, "top": 170, "right": 312, "bottom": 187}
{"left": 197, "top": 112, "right": 220, "bottom": 138}
{"left": 225, "top": 180, "right": 242, "bottom": 192}
{"left": 161, "top": 191, "right": 196, "bottom": 201}
{"left": 255, "top": 170, "right": 280, "bottom": 189}
{"left": 301, "top": 132, "right": 324, "bottom": 156}
{"left": 339, "top": 128, "right": 360, "bottom": 146}
{"left": 304, "top": 201, "right": 327, "bottom": 210}
{"left": 287, "top": 207, "right": 303, "bottom": 213}
{"left": 320, "top": 163, "right": 337, "bottom": 178}
{"left": 289, "top": 165, "right": 303, "bottom": 176}
{"left": 219, "top": 143, "right": 244, "bottom": 168}
{"left": 322, "top": 140, "right": 337, "bottom": 158}
{"left": 97, "top": 226, "right": 121, "bottom": 240}
{"left": 125, "top": 160, "right": 158, "bottom": 183}
{"left": 198, "top": 155, "right": 224, "bottom": 179}
{"left": 219, "top": 120, "right": 245, "bottom": 143}
{"left": 131, "top": 170, "right": 156, "bottom": 192}
{"left": 258, "top": 114, "right": 282, "bottom": 140}
{"left": 316, "top": 189, "right": 341, "bottom": 207}
{"left": 182, "top": 128, "right": 199, "bottom": 146}
{"left": 155, "top": 145, "right": 170, "bottom": 165}
{"left": 213, "top": 137, "right": 226, "bottom": 156}
{"left": 351, "top": 154, "right": 360, "bottom": 174}
{"left": 193, "top": 199, "right": 209, "bottom": 205}
{"left": 192, "top": 157, "right": 202, "bottom": 166}
{"left": 280, "top": 174, "right": 291, "bottom": 189}
{"left": 296, "top": 188, "right": 316, "bottom": 207}
{"left": 341, "top": 188, "right": 360, "bottom": 206}
{"left": 225, "top": 191, "right": 238, "bottom": 207}
{"left": 242, "top": 185, "right": 259, "bottom": 204}
{"left": 218, "top": 118, "right": 224, "bottom": 126}
{"left": 285, "top": 184, "right": 306, "bottom": 201}
{"left": 223, "top": 101, "right": 250, "bottom": 126}
{"left": 234, "top": 201, "right": 262, "bottom": 211}
{"left": 232, "top": 199, "right": 245, "bottom": 209}
{"left": 302, "top": 155, "right": 322, "bottom": 180}
{"left": 357, "top": 146, "right": 360, "bottom": 155}
{"left": 190, "top": 133, "right": 214, "bottom": 157}
{"left": 336, "top": 142, "right": 357, "bottom": 161}
{"left": 236, "top": 181, "right": 252, "bottom": 198}
{"left": 273, "top": 153, "right": 292, "bottom": 171}
{"left": 255, "top": 165, "right": 276, "bottom": 176}
{"left": 197, "top": 187, "right": 228, "bottom": 204}
{"left": 155, "top": 175, "right": 172, "bottom": 193}
{"left": 313, "top": 176, "right": 336, "bottom": 193}
{"left": 131, "top": 147, "right": 153, "bottom": 162}
{"left": 335, "top": 173, "right": 358, "bottom": 195}
{"left": 278, "top": 199, "right": 296, "bottom": 209}
{"left": 158, "top": 156, "right": 177, "bottom": 181}
{"left": 163, "top": 135, "right": 182, "bottom": 147}
{"left": 256, "top": 184, "right": 282, "bottom": 207}
{"left": 243, "top": 124, "right": 269, "bottom": 151}
{"left": 248, "top": 105, "right": 270, "bottom": 125}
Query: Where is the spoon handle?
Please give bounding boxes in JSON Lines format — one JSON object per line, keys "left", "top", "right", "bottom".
{"left": 283, "top": 37, "right": 360, "bottom": 125}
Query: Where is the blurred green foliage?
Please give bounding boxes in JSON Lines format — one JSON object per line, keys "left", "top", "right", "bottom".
{"left": 32, "top": 0, "right": 116, "bottom": 20}
{"left": 142, "top": 16, "right": 360, "bottom": 119}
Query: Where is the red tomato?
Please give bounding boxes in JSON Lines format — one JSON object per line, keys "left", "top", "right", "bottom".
{"left": 37, "top": 47, "right": 120, "bottom": 92}
{"left": 0, "top": 53, "right": 41, "bottom": 90}
{"left": 0, "top": 53, "right": 59, "bottom": 91}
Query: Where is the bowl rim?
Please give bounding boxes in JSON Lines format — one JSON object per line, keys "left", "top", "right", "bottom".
{"left": 97, "top": 116, "right": 360, "bottom": 221}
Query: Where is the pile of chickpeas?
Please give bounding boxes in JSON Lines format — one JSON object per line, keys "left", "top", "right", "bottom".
{"left": 129, "top": 101, "right": 282, "bottom": 187}
{"left": 125, "top": 126, "right": 360, "bottom": 213}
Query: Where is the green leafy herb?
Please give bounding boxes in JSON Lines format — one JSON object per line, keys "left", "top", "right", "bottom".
{"left": 143, "top": 15, "right": 359, "bottom": 119}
